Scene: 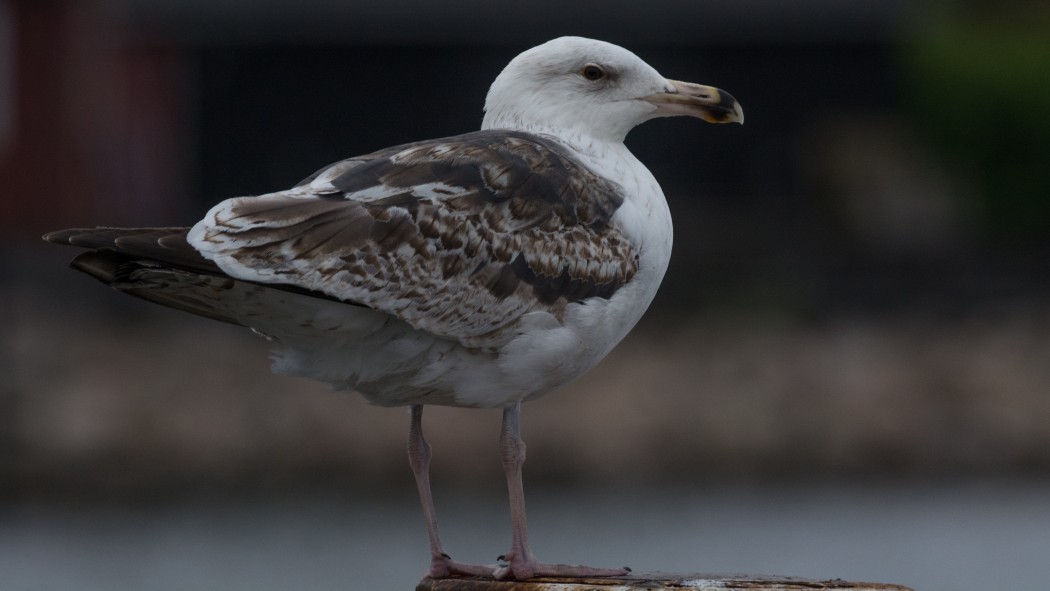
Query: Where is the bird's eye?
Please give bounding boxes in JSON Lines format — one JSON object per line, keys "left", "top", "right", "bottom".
{"left": 581, "top": 64, "right": 606, "bottom": 81}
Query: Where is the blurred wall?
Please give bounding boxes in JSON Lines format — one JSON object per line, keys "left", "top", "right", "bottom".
{"left": 3, "top": 0, "right": 1049, "bottom": 501}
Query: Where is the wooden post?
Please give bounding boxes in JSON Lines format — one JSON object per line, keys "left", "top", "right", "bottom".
{"left": 417, "top": 573, "right": 914, "bottom": 591}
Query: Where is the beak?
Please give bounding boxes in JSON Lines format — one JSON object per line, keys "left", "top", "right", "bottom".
{"left": 642, "top": 80, "right": 744, "bottom": 124}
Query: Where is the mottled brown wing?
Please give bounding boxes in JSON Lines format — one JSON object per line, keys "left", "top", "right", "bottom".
{"left": 190, "top": 130, "right": 640, "bottom": 348}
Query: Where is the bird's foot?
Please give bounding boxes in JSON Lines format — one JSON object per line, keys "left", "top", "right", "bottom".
{"left": 493, "top": 551, "right": 631, "bottom": 580}
{"left": 428, "top": 553, "right": 498, "bottom": 578}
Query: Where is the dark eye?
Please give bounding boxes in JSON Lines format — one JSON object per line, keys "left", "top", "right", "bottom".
{"left": 581, "top": 64, "right": 606, "bottom": 81}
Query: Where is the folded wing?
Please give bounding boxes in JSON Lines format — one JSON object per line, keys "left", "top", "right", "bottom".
{"left": 188, "top": 130, "right": 640, "bottom": 349}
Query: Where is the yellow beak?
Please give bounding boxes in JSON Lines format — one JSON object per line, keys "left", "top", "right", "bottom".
{"left": 642, "top": 80, "right": 744, "bottom": 124}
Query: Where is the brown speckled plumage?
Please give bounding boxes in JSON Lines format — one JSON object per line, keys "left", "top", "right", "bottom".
{"left": 192, "top": 130, "right": 639, "bottom": 349}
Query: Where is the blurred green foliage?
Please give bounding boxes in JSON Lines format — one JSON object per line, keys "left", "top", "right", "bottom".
{"left": 903, "top": 8, "right": 1050, "bottom": 245}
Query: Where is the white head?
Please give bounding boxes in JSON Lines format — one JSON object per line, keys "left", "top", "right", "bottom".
{"left": 482, "top": 37, "right": 743, "bottom": 144}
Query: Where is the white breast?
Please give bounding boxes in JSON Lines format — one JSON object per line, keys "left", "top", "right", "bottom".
{"left": 450, "top": 141, "right": 674, "bottom": 407}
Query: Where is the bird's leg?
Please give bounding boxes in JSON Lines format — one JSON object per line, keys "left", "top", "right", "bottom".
{"left": 408, "top": 405, "right": 495, "bottom": 578}
{"left": 493, "top": 402, "right": 630, "bottom": 580}
{"left": 493, "top": 401, "right": 537, "bottom": 576}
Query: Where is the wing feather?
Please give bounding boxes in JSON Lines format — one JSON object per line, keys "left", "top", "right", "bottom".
{"left": 188, "top": 130, "right": 639, "bottom": 349}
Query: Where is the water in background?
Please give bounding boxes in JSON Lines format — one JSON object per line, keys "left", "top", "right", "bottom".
{"left": 3, "top": 481, "right": 1048, "bottom": 591}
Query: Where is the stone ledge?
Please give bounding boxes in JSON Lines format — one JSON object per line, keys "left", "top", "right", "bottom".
{"left": 417, "top": 573, "right": 914, "bottom": 591}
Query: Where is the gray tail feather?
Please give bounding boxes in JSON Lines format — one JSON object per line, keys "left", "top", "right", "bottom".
{"left": 43, "top": 227, "right": 219, "bottom": 274}
{"left": 44, "top": 226, "right": 351, "bottom": 325}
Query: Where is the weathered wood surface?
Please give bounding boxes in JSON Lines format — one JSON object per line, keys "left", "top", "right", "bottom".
{"left": 417, "top": 573, "right": 914, "bottom": 591}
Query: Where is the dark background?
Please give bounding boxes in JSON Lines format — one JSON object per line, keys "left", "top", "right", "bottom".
{"left": 2, "top": 1, "right": 1049, "bottom": 588}
{"left": 5, "top": 0, "right": 1050, "bottom": 494}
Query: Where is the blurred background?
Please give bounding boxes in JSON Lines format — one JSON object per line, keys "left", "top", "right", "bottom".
{"left": 2, "top": 1, "right": 1049, "bottom": 590}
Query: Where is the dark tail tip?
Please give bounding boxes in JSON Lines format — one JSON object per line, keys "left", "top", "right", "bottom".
{"left": 69, "top": 250, "right": 122, "bottom": 285}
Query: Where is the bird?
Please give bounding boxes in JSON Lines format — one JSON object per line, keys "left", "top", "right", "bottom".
{"left": 44, "top": 36, "right": 743, "bottom": 580}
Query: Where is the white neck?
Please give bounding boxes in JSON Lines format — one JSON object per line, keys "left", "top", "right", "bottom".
{"left": 482, "top": 110, "right": 637, "bottom": 147}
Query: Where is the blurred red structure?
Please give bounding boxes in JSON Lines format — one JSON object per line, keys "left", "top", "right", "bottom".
{"left": 0, "top": 0, "right": 189, "bottom": 238}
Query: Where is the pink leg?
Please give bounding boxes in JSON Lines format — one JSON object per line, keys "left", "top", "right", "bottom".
{"left": 408, "top": 405, "right": 495, "bottom": 578}
{"left": 492, "top": 402, "right": 630, "bottom": 581}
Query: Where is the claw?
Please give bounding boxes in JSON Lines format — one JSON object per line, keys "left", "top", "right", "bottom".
{"left": 493, "top": 551, "right": 629, "bottom": 581}
{"left": 428, "top": 553, "right": 498, "bottom": 579}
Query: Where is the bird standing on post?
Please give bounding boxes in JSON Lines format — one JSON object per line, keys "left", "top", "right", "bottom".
{"left": 44, "top": 36, "right": 743, "bottom": 580}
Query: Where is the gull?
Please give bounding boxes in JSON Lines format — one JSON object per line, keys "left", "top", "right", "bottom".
{"left": 44, "top": 36, "right": 743, "bottom": 580}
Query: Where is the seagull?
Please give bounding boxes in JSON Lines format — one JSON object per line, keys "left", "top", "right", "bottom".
{"left": 44, "top": 36, "right": 743, "bottom": 580}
